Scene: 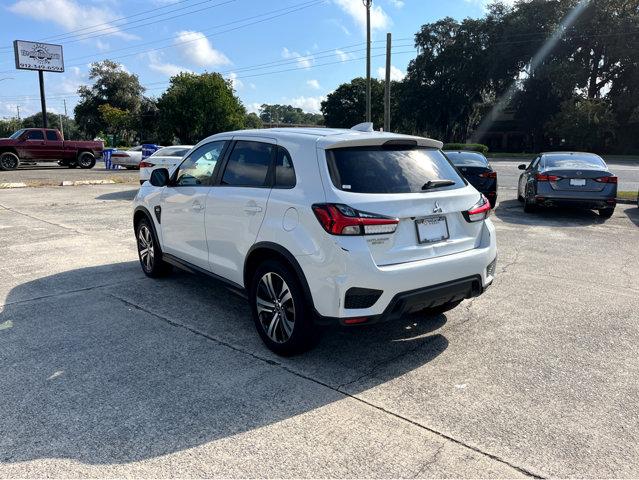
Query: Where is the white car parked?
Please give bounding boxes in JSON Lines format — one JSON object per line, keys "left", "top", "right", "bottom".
{"left": 132, "top": 126, "right": 497, "bottom": 355}
{"left": 139, "top": 145, "right": 193, "bottom": 185}
{"left": 111, "top": 145, "right": 144, "bottom": 169}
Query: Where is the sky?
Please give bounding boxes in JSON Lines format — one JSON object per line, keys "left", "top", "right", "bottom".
{"left": 0, "top": 0, "right": 508, "bottom": 120}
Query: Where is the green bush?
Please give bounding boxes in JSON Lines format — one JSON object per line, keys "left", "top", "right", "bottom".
{"left": 443, "top": 143, "right": 489, "bottom": 154}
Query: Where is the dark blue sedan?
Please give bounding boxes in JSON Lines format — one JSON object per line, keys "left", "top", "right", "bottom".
{"left": 517, "top": 152, "right": 617, "bottom": 218}
{"left": 444, "top": 151, "right": 498, "bottom": 208}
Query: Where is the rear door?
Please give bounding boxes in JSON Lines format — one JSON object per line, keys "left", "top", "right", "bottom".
{"left": 205, "top": 137, "right": 275, "bottom": 284}
{"left": 160, "top": 140, "right": 227, "bottom": 269}
{"left": 322, "top": 145, "right": 484, "bottom": 267}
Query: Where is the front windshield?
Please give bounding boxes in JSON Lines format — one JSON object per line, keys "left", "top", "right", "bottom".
{"left": 10, "top": 129, "right": 25, "bottom": 139}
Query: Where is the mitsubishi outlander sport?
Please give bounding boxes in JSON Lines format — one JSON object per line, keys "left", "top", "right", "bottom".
{"left": 133, "top": 126, "right": 497, "bottom": 355}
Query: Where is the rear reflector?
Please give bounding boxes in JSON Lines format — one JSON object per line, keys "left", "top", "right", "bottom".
{"left": 343, "top": 317, "right": 369, "bottom": 325}
{"left": 312, "top": 203, "right": 399, "bottom": 236}
{"left": 536, "top": 173, "right": 561, "bottom": 181}
{"left": 479, "top": 171, "right": 497, "bottom": 179}
{"left": 595, "top": 176, "right": 618, "bottom": 184}
{"left": 139, "top": 161, "right": 154, "bottom": 168}
{"left": 462, "top": 194, "right": 491, "bottom": 222}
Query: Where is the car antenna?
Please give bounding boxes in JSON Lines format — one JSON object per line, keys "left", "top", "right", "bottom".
{"left": 351, "top": 122, "right": 374, "bottom": 132}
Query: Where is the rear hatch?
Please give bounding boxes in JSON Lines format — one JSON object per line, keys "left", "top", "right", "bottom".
{"left": 322, "top": 144, "right": 487, "bottom": 267}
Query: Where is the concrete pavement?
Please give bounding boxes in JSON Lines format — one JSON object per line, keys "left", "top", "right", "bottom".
{"left": 1, "top": 184, "right": 638, "bottom": 477}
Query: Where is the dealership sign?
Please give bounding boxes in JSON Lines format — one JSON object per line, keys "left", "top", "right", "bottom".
{"left": 13, "top": 40, "right": 64, "bottom": 72}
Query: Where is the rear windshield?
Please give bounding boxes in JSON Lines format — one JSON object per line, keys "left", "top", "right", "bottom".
{"left": 544, "top": 155, "right": 607, "bottom": 170}
{"left": 444, "top": 151, "right": 489, "bottom": 167}
{"left": 153, "top": 146, "right": 190, "bottom": 157}
{"left": 326, "top": 146, "right": 465, "bottom": 194}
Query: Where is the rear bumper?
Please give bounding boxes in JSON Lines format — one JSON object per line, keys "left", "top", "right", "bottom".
{"left": 534, "top": 195, "right": 615, "bottom": 209}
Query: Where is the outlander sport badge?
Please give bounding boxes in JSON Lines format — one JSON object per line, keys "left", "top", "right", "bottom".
{"left": 433, "top": 201, "right": 443, "bottom": 214}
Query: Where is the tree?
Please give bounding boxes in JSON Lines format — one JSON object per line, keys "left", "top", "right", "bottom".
{"left": 0, "top": 118, "right": 22, "bottom": 138}
{"left": 245, "top": 112, "right": 263, "bottom": 129}
{"left": 157, "top": 72, "right": 246, "bottom": 144}
{"left": 20, "top": 112, "right": 81, "bottom": 139}
{"left": 258, "top": 104, "right": 323, "bottom": 125}
{"left": 545, "top": 98, "right": 617, "bottom": 152}
{"left": 74, "top": 60, "right": 145, "bottom": 139}
{"left": 321, "top": 77, "right": 384, "bottom": 128}
{"left": 98, "top": 104, "right": 133, "bottom": 144}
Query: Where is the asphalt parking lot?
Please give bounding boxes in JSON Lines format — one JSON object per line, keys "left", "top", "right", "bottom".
{"left": 1, "top": 181, "right": 638, "bottom": 477}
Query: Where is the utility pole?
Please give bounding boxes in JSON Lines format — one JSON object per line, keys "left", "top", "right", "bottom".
{"left": 63, "top": 99, "right": 68, "bottom": 117}
{"left": 16, "top": 106, "right": 20, "bottom": 121}
{"left": 363, "top": 0, "right": 372, "bottom": 124}
{"left": 384, "top": 32, "right": 391, "bottom": 132}
{"left": 59, "top": 113, "right": 64, "bottom": 139}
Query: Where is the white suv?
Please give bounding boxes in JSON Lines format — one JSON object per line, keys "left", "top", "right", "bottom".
{"left": 133, "top": 127, "right": 497, "bottom": 355}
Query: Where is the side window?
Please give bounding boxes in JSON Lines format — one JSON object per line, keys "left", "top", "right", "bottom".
{"left": 174, "top": 141, "right": 226, "bottom": 187}
{"left": 275, "top": 146, "right": 296, "bottom": 188}
{"left": 27, "top": 130, "right": 44, "bottom": 140}
{"left": 46, "top": 131, "right": 58, "bottom": 141}
{"left": 221, "top": 141, "right": 274, "bottom": 187}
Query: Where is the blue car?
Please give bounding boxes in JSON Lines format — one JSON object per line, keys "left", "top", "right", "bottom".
{"left": 444, "top": 151, "right": 498, "bottom": 208}
{"left": 517, "top": 152, "right": 617, "bottom": 218}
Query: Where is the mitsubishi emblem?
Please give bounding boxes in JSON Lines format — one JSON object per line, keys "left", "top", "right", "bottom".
{"left": 433, "top": 201, "right": 443, "bottom": 214}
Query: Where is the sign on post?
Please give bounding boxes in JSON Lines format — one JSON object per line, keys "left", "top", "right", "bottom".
{"left": 13, "top": 40, "right": 64, "bottom": 129}
{"left": 14, "top": 40, "right": 64, "bottom": 72}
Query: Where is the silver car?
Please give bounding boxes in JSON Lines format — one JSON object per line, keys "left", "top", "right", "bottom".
{"left": 517, "top": 152, "right": 617, "bottom": 218}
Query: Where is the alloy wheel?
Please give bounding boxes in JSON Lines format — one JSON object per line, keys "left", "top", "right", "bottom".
{"left": 137, "top": 225, "right": 155, "bottom": 271}
{"left": 256, "top": 272, "right": 295, "bottom": 343}
{"left": 0, "top": 154, "right": 18, "bottom": 170}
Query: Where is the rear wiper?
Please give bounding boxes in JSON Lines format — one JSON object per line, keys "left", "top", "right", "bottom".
{"left": 421, "top": 179, "right": 455, "bottom": 191}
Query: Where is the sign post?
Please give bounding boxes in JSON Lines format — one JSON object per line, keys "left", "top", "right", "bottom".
{"left": 13, "top": 40, "right": 64, "bottom": 129}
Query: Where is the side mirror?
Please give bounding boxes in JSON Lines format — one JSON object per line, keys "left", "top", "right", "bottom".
{"left": 518, "top": 164, "right": 526, "bottom": 170}
{"left": 150, "top": 168, "right": 169, "bottom": 187}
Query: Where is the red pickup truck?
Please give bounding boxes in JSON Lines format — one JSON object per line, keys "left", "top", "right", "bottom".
{"left": 0, "top": 128, "right": 104, "bottom": 171}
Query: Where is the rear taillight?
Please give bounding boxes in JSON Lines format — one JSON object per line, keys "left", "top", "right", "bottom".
{"left": 462, "top": 195, "right": 491, "bottom": 222}
{"left": 479, "top": 171, "right": 497, "bottom": 179}
{"left": 536, "top": 173, "right": 561, "bottom": 182}
{"left": 111, "top": 152, "right": 129, "bottom": 158}
{"left": 139, "top": 161, "right": 154, "bottom": 168}
{"left": 595, "top": 176, "right": 617, "bottom": 184}
{"left": 312, "top": 204, "right": 399, "bottom": 236}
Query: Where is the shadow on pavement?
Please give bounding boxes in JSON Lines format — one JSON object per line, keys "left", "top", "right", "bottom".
{"left": 0, "top": 262, "right": 448, "bottom": 464}
{"left": 624, "top": 205, "right": 639, "bottom": 227}
{"left": 96, "top": 189, "right": 139, "bottom": 201}
{"left": 494, "top": 199, "right": 610, "bottom": 226}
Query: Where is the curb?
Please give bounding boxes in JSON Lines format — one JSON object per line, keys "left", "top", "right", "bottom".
{"left": 60, "top": 180, "right": 117, "bottom": 186}
{"left": 616, "top": 198, "right": 637, "bottom": 205}
{"left": 0, "top": 182, "right": 27, "bottom": 189}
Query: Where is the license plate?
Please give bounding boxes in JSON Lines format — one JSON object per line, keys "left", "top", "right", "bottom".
{"left": 415, "top": 216, "right": 449, "bottom": 244}
{"left": 570, "top": 178, "right": 586, "bottom": 186}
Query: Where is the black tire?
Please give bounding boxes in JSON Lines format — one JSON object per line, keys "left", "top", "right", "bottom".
{"left": 523, "top": 194, "right": 537, "bottom": 213}
{"left": 598, "top": 208, "right": 614, "bottom": 219}
{"left": 517, "top": 193, "right": 524, "bottom": 202}
{"left": 68, "top": 163, "right": 77, "bottom": 169}
{"left": 135, "top": 217, "right": 172, "bottom": 278}
{"left": 77, "top": 152, "right": 96, "bottom": 169}
{"left": 0, "top": 152, "right": 19, "bottom": 171}
{"left": 249, "top": 259, "right": 318, "bottom": 356}
{"left": 420, "top": 300, "right": 462, "bottom": 317}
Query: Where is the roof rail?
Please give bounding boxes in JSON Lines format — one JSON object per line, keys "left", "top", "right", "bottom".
{"left": 350, "top": 122, "right": 374, "bottom": 132}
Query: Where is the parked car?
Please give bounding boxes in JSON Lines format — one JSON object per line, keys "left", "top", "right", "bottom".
{"left": 132, "top": 127, "right": 497, "bottom": 355}
{"left": 111, "top": 145, "right": 162, "bottom": 169}
{"left": 139, "top": 145, "right": 193, "bottom": 185}
{"left": 444, "top": 150, "right": 498, "bottom": 208}
{"left": 0, "top": 128, "right": 103, "bottom": 170}
{"left": 517, "top": 152, "right": 617, "bottom": 217}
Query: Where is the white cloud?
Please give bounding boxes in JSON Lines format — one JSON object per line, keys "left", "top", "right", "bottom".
{"left": 281, "top": 48, "right": 313, "bottom": 69}
{"left": 8, "top": 0, "right": 137, "bottom": 40}
{"left": 335, "top": 49, "right": 354, "bottom": 62}
{"left": 147, "top": 52, "right": 191, "bottom": 77}
{"left": 333, "top": 0, "right": 391, "bottom": 33}
{"left": 376, "top": 65, "right": 405, "bottom": 81}
{"left": 174, "top": 30, "right": 231, "bottom": 67}
{"left": 226, "top": 72, "right": 244, "bottom": 90}
{"left": 388, "top": 0, "right": 404, "bottom": 7}
{"left": 95, "top": 39, "right": 110, "bottom": 52}
{"left": 306, "top": 79, "right": 320, "bottom": 89}
{"left": 50, "top": 66, "right": 86, "bottom": 95}
{"left": 285, "top": 96, "right": 326, "bottom": 114}
{"left": 247, "top": 102, "right": 262, "bottom": 114}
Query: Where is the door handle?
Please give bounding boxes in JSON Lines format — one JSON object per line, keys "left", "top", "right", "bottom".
{"left": 243, "top": 205, "right": 263, "bottom": 214}
{"left": 192, "top": 201, "right": 204, "bottom": 211}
